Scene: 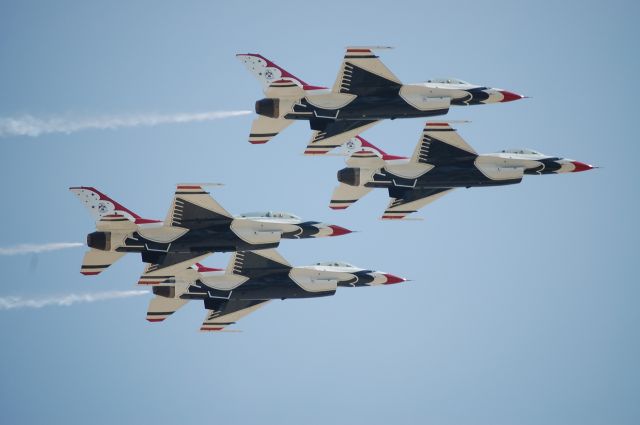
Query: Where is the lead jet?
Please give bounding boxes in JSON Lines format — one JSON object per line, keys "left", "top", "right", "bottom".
{"left": 237, "top": 46, "right": 524, "bottom": 155}
{"left": 143, "top": 249, "right": 407, "bottom": 332}
{"left": 69, "top": 184, "right": 351, "bottom": 278}
{"left": 330, "top": 123, "right": 595, "bottom": 219}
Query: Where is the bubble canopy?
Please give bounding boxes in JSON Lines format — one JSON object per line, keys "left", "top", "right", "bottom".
{"left": 315, "top": 261, "right": 356, "bottom": 268}
{"left": 500, "top": 148, "right": 545, "bottom": 155}
{"left": 237, "top": 211, "right": 301, "bottom": 220}
{"left": 426, "top": 77, "right": 471, "bottom": 85}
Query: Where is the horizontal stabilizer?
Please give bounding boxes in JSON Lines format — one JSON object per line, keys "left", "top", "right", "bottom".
{"left": 248, "top": 115, "right": 293, "bottom": 144}
{"left": 329, "top": 183, "right": 372, "bottom": 210}
{"left": 80, "top": 249, "right": 125, "bottom": 276}
{"left": 146, "top": 296, "right": 188, "bottom": 322}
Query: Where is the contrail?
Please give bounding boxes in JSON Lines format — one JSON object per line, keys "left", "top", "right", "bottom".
{"left": 0, "top": 290, "right": 149, "bottom": 310}
{"left": 0, "top": 110, "right": 252, "bottom": 137}
{"left": 0, "top": 242, "right": 84, "bottom": 255}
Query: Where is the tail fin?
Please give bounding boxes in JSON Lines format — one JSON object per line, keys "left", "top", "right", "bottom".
{"left": 80, "top": 249, "right": 125, "bottom": 275}
{"left": 69, "top": 187, "right": 160, "bottom": 228}
{"left": 236, "top": 53, "right": 326, "bottom": 92}
{"left": 345, "top": 136, "right": 408, "bottom": 162}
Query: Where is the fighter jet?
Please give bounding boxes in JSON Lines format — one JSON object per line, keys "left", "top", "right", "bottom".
{"left": 144, "top": 249, "right": 407, "bottom": 331}
{"left": 330, "top": 123, "right": 595, "bottom": 219}
{"left": 237, "top": 46, "right": 524, "bottom": 155}
{"left": 69, "top": 184, "right": 351, "bottom": 278}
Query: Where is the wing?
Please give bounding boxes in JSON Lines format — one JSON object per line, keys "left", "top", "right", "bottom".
{"left": 329, "top": 183, "right": 373, "bottom": 210}
{"left": 332, "top": 47, "right": 402, "bottom": 96}
{"left": 248, "top": 115, "right": 293, "bottom": 145}
{"left": 200, "top": 299, "right": 270, "bottom": 332}
{"left": 164, "top": 184, "right": 233, "bottom": 229}
{"left": 411, "top": 122, "right": 477, "bottom": 165}
{"left": 146, "top": 295, "right": 188, "bottom": 322}
{"left": 80, "top": 249, "right": 125, "bottom": 276}
{"left": 304, "top": 119, "right": 380, "bottom": 155}
{"left": 229, "top": 249, "right": 291, "bottom": 276}
{"left": 382, "top": 188, "right": 455, "bottom": 220}
{"left": 138, "top": 252, "right": 212, "bottom": 285}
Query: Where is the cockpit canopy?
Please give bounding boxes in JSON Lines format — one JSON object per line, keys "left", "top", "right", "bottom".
{"left": 315, "top": 261, "right": 355, "bottom": 268}
{"left": 426, "top": 77, "right": 470, "bottom": 85}
{"left": 500, "top": 148, "right": 545, "bottom": 156}
{"left": 238, "top": 211, "right": 301, "bottom": 220}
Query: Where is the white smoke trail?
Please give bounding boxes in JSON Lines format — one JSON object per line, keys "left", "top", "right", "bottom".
{"left": 0, "top": 290, "right": 149, "bottom": 310}
{"left": 0, "top": 242, "right": 84, "bottom": 255}
{"left": 0, "top": 110, "right": 252, "bottom": 137}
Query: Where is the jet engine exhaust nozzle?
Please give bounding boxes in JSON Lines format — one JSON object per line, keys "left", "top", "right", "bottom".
{"left": 255, "top": 98, "right": 279, "bottom": 118}
{"left": 87, "top": 231, "right": 111, "bottom": 251}
{"left": 337, "top": 168, "right": 360, "bottom": 186}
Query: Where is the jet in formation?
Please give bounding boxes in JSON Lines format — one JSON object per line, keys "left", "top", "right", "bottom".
{"left": 70, "top": 184, "right": 351, "bottom": 280}
{"left": 330, "top": 122, "right": 595, "bottom": 219}
{"left": 238, "top": 46, "right": 524, "bottom": 155}
{"left": 145, "top": 249, "right": 407, "bottom": 331}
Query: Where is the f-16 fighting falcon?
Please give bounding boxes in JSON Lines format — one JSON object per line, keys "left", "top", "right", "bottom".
{"left": 237, "top": 46, "right": 524, "bottom": 155}
{"left": 143, "top": 249, "right": 407, "bottom": 332}
{"left": 330, "top": 123, "right": 595, "bottom": 220}
{"left": 69, "top": 184, "right": 351, "bottom": 278}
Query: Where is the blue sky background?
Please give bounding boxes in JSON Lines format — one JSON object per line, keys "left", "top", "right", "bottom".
{"left": 1, "top": 1, "right": 639, "bottom": 424}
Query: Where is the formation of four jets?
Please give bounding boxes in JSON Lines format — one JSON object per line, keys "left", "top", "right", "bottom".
{"left": 71, "top": 47, "right": 594, "bottom": 331}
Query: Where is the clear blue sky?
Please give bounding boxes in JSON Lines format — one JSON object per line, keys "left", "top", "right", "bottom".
{"left": 1, "top": 1, "right": 638, "bottom": 424}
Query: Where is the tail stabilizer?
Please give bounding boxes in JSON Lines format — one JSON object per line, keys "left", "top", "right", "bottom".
{"left": 146, "top": 295, "right": 188, "bottom": 322}
{"left": 236, "top": 53, "right": 326, "bottom": 92}
{"left": 248, "top": 115, "right": 293, "bottom": 144}
{"left": 69, "top": 187, "right": 160, "bottom": 228}
{"left": 329, "top": 183, "right": 373, "bottom": 210}
{"left": 80, "top": 249, "right": 125, "bottom": 276}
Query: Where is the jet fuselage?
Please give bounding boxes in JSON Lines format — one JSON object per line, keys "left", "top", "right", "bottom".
{"left": 339, "top": 152, "right": 582, "bottom": 192}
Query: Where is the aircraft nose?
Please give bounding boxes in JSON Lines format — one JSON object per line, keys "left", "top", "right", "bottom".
{"left": 498, "top": 90, "right": 525, "bottom": 102}
{"left": 571, "top": 161, "right": 595, "bottom": 172}
{"left": 327, "top": 225, "right": 352, "bottom": 237}
{"left": 381, "top": 273, "right": 407, "bottom": 285}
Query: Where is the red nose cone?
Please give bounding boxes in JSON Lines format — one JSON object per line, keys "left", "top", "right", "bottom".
{"left": 571, "top": 161, "right": 594, "bottom": 172}
{"left": 499, "top": 90, "right": 525, "bottom": 103}
{"left": 383, "top": 273, "right": 406, "bottom": 284}
{"left": 328, "top": 225, "right": 352, "bottom": 237}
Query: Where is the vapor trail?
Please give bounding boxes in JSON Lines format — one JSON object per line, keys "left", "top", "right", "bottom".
{"left": 0, "top": 242, "right": 84, "bottom": 255}
{"left": 0, "top": 110, "right": 252, "bottom": 137}
{"left": 0, "top": 290, "right": 149, "bottom": 310}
